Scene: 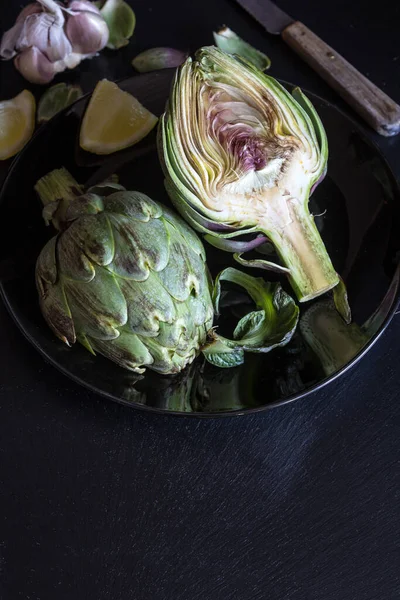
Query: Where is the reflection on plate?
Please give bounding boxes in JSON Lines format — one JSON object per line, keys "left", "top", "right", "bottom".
{"left": 0, "top": 69, "right": 399, "bottom": 416}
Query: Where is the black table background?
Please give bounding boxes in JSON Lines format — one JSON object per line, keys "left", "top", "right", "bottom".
{"left": 1, "top": 1, "right": 400, "bottom": 598}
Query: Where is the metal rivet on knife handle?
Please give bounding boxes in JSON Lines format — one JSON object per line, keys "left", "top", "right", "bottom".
{"left": 281, "top": 22, "right": 400, "bottom": 137}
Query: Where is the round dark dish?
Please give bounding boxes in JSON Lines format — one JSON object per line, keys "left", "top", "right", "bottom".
{"left": 0, "top": 69, "right": 399, "bottom": 416}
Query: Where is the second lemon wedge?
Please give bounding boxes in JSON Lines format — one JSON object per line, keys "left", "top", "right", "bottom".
{"left": 79, "top": 79, "right": 158, "bottom": 155}
{"left": 0, "top": 90, "right": 35, "bottom": 161}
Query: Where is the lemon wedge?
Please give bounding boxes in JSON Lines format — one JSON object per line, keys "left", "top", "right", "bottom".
{"left": 0, "top": 90, "right": 36, "bottom": 161}
{"left": 79, "top": 79, "right": 158, "bottom": 155}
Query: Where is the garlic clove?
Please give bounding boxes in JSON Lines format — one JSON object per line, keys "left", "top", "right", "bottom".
{"left": 66, "top": 10, "right": 109, "bottom": 55}
{"left": 16, "top": 13, "right": 71, "bottom": 62}
{"left": 47, "top": 20, "right": 73, "bottom": 61}
{"left": 14, "top": 46, "right": 56, "bottom": 84}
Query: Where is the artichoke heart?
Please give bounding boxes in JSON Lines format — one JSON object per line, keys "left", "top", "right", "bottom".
{"left": 159, "top": 46, "right": 340, "bottom": 303}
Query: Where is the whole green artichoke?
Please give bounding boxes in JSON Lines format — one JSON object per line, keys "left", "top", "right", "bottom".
{"left": 35, "top": 168, "right": 299, "bottom": 374}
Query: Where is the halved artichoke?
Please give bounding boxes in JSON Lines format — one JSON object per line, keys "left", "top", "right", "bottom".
{"left": 159, "top": 46, "right": 339, "bottom": 303}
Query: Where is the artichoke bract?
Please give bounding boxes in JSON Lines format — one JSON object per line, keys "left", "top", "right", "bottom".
{"left": 35, "top": 168, "right": 299, "bottom": 374}
{"left": 159, "top": 46, "right": 339, "bottom": 303}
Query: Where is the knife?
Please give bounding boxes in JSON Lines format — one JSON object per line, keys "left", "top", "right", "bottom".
{"left": 235, "top": 0, "right": 400, "bottom": 137}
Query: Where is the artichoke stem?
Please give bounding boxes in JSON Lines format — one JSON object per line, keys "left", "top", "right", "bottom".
{"left": 34, "top": 167, "right": 83, "bottom": 230}
{"left": 266, "top": 203, "right": 339, "bottom": 302}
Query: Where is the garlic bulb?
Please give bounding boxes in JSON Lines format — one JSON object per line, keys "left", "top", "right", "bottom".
{"left": 0, "top": 0, "right": 109, "bottom": 84}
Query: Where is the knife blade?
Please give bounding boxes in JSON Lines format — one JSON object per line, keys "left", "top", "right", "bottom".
{"left": 235, "top": 0, "right": 293, "bottom": 34}
{"left": 235, "top": 0, "right": 400, "bottom": 137}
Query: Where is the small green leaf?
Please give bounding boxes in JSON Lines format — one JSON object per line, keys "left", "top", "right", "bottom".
{"left": 211, "top": 267, "right": 299, "bottom": 354}
{"left": 204, "top": 347, "right": 244, "bottom": 368}
{"left": 233, "top": 310, "right": 265, "bottom": 341}
{"left": 213, "top": 26, "right": 271, "bottom": 71}
{"left": 100, "top": 0, "right": 136, "bottom": 50}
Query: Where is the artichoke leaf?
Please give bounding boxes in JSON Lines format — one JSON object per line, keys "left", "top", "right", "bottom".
{"left": 65, "top": 267, "right": 127, "bottom": 340}
{"left": 90, "top": 331, "right": 153, "bottom": 374}
{"left": 204, "top": 233, "right": 269, "bottom": 253}
{"left": 204, "top": 267, "right": 299, "bottom": 367}
{"left": 203, "top": 342, "right": 245, "bottom": 368}
{"left": 213, "top": 26, "right": 271, "bottom": 71}
{"left": 107, "top": 213, "right": 169, "bottom": 279}
{"left": 233, "top": 252, "right": 291, "bottom": 275}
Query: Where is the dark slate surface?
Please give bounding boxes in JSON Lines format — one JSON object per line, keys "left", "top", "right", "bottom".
{"left": 0, "top": 0, "right": 399, "bottom": 598}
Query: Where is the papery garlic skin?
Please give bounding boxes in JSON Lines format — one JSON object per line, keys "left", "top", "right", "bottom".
{"left": 0, "top": 0, "right": 109, "bottom": 84}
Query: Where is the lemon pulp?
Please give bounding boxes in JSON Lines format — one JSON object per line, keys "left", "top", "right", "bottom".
{"left": 79, "top": 79, "right": 158, "bottom": 155}
{"left": 0, "top": 90, "right": 36, "bottom": 161}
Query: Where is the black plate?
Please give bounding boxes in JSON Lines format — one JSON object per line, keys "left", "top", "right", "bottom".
{"left": 1, "top": 70, "right": 399, "bottom": 416}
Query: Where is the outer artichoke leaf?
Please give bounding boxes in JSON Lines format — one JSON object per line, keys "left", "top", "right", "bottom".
{"left": 36, "top": 281, "right": 76, "bottom": 346}
{"left": 90, "top": 331, "right": 153, "bottom": 374}
{"left": 142, "top": 337, "right": 196, "bottom": 374}
{"left": 156, "top": 297, "right": 205, "bottom": 352}
{"left": 120, "top": 272, "right": 177, "bottom": 336}
{"left": 57, "top": 226, "right": 96, "bottom": 282}
{"left": 162, "top": 206, "right": 207, "bottom": 260}
{"left": 65, "top": 213, "right": 114, "bottom": 267}
{"left": 76, "top": 333, "right": 96, "bottom": 355}
{"left": 64, "top": 267, "right": 127, "bottom": 340}
{"left": 213, "top": 26, "right": 271, "bottom": 71}
{"left": 104, "top": 191, "right": 163, "bottom": 222}
{"left": 107, "top": 213, "right": 169, "bottom": 279}
{"left": 186, "top": 292, "right": 214, "bottom": 329}
{"left": 65, "top": 193, "right": 105, "bottom": 220}
{"left": 42, "top": 200, "right": 61, "bottom": 226}
{"left": 233, "top": 252, "right": 291, "bottom": 274}
{"left": 292, "top": 87, "right": 328, "bottom": 160}
{"left": 156, "top": 317, "right": 189, "bottom": 350}
{"left": 36, "top": 238, "right": 76, "bottom": 346}
{"left": 86, "top": 180, "right": 125, "bottom": 197}
{"left": 204, "top": 233, "right": 269, "bottom": 254}
{"left": 158, "top": 221, "right": 208, "bottom": 301}
{"left": 35, "top": 236, "right": 58, "bottom": 285}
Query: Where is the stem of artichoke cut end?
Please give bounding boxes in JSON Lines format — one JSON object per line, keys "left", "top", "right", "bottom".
{"left": 34, "top": 168, "right": 83, "bottom": 231}
{"left": 265, "top": 202, "right": 339, "bottom": 303}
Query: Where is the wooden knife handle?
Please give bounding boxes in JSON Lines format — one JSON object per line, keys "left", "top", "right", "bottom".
{"left": 282, "top": 21, "right": 400, "bottom": 137}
